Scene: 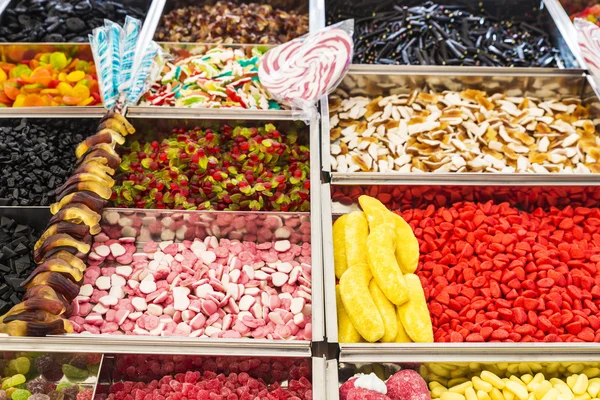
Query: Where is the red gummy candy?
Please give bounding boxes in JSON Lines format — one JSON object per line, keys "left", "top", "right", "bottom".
{"left": 386, "top": 370, "right": 431, "bottom": 400}
{"left": 339, "top": 378, "right": 357, "bottom": 400}
{"left": 347, "top": 388, "right": 392, "bottom": 400}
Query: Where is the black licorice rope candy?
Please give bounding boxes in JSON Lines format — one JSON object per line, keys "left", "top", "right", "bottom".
{"left": 331, "top": 0, "right": 564, "bottom": 67}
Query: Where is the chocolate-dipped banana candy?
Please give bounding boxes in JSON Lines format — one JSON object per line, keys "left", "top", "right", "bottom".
{"left": 35, "top": 222, "right": 91, "bottom": 251}
{"left": 97, "top": 115, "right": 136, "bottom": 137}
{"left": 75, "top": 129, "right": 125, "bottom": 158}
{"left": 23, "top": 258, "right": 84, "bottom": 285}
{"left": 0, "top": 316, "right": 73, "bottom": 336}
{"left": 47, "top": 204, "right": 101, "bottom": 234}
{"left": 50, "top": 191, "right": 107, "bottom": 215}
{"left": 75, "top": 148, "right": 121, "bottom": 170}
{"left": 57, "top": 181, "right": 113, "bottom": 201}
{"left": 23, "top": 272, "right": 80, "bottom": 301}
{"left": 56, "top": 172, "right": 115, "bottom": 193}
{"left": 33, "top": 233, "right": 91, "bottom": 264}
{"left": 4, "top": 285, "right": 68, "bottom": 316}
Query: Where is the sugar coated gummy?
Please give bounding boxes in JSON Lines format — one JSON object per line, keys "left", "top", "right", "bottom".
{"left": 11, "top": 389, "right": 32, "bottom": 400}
{"left": 75, "top": 389, "right": 93, "bottom": 400}
{"left": 2, "top": 374, "right": 26, "bottom": 390}
{"left": 61, "top": 365, "right": 88, "bottom": 382}
{"left": 14, "top": 357, "right": 31, "bottom": 375}
{"left": 61, "top": 385, "right": 79, "bottom": 400}
{"left": 55, "top": 384, "right": 73, "bottom": 393}
{"left": 27, "top": 377, "right": 52, "bottom": 394}
{"left": 29, "top": 395, "right": 50, "bottom": 400}
{"left": 0, "top": 390, "right": 7, "bottom": 400}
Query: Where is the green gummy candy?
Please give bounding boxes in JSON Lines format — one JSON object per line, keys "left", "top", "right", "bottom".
{"left": 50, "top": 53, "right": 67, "bottom": 70}
{"left": 55, "top": 384, "right": 72, "bottom": 392}
{"left": 86, "top": 364, "right": 99, "bottom": 377}
{"left": 14, "top": 358, "right": 30, "bottom": 375}
{"left": 11, "top": 389, "right": 31, "bottom": 400}
{"left": 2, "top": 375, "right": 26, "bottom": 390}
{"left": 61, "top": 365, "right": 87, "bottom": 382}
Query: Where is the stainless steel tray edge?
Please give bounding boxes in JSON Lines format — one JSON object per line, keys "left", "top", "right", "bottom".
{"left": 339, "top": 343, "right": 600, "bottom": 363}
{"left": 0, "top": 335, "right": 312, "bottom": 357}
{"left": 544, "top": 0, "right": 586, "bottom": 68}
{"left": 320, "top": 183, "right": 338, "bottom": 343}
{"left": 326, "top": 358, "right": 339, "bottom": 400}
{"left": 90, "top": 354, "right": 106, "bottom": 400}
{"left": 312, "top": 356, "right": 328, "bottom": 400}
{"left": 310, "top": 117, "right": 326, "bottom": 342}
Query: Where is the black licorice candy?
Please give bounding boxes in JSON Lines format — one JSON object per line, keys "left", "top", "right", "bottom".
{"left": 331, "top": 0, "right": 563, "bottom": 67}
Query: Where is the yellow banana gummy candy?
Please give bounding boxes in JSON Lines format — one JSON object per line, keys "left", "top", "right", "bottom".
{"left": 367, "top": 223, "right": 409, "bottom": 305}
{"left": 395, "top": 306, "right": 413, "bottom": 342}
{"left": 392, "top": 213, "right": 419, "bottom": 274}
{"left": 336, "top": 285, "right": 361, "bottom": 343}
{"left": 369, "top": 280, "right": 397, "bottom": 342}
{"left": 333, "top": 214, "right": 349, "bottom": 280}
{"left": 359, "top": 195, "right": 390, "bottom": 230}
{"left": 344, "top": 211, "right": 369, "bottom": 268}
{"left": 398, "top": 273, "right": 434, "bottom": 342}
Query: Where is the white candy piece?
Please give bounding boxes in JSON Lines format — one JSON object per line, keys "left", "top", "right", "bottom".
{"left": 195, "top": 284, "right": 214, "bottom": 298}
{"left": 354, "top": 373, "right": 387, "bottom": 394}
{"left": 277, "top": 262, "right": 293, "bottom": 274}
{"left": 95, "top": 245, "right": 110, "bottom": 257}
{"left": 199, "top": 250, "right": 216, "bottom": 264}
{"left": 271, "top": 272, "right": 288, "bottom": 287}
{"left": 109, "top": 286, "right": 125, "bottom": 299}
{"left": 92, "top": 303, "right": 108, "bottom": 314}
{"left": 115, "top": 265, "right": 133, "bottom": 278}
{"left": 147, "top": 304, "right": 163, "bottom": 316}
{"left": 290, "top": 297, "right": 305, "bottom": 314}
{"left": 239, "top": 295, "right": 255, "bottom": 311}
{"left": 173, "top": 287, "right": 191, "bottom": 311}
{"left": 139, "top": 280, "right": 157, "bottom": 294}
{"left": 99, "top": 295, "right": 118, "bottom": 307}
{"left": 110, "top": 243, "right": 126, "bottom": 257}
{"left": 274, "top": 240, "right": 291, "bottom": 252}
{"left": 95, "top": 276, "right": 111, "bottom": 290}
{"left": 79, "top": 284, "right": 93, "bottom": 297}
{"left": 132, "top": 297, "right": 148, "bottom": 311}
{"left": 128, "top": 280, "right": 139, "bottom": 289}
{"left": 111, "top": 275, "right": 126, "bottom": 287}
{"left": 128, "top": 311, "right": 143, "bottom": 321}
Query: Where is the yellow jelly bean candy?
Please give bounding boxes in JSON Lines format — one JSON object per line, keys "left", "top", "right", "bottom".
{"left": 433, "top": 387, "right": 449, "bottom": 398}
{"left": 490, "top": 388, "right": 505, "bottom": 400}
{"left": 583, "top": 368, "right": 600, "bottom": 379}
{"left": 450, "top": 382, "right": 474, "bottom": 394}
{"left": 569, "top": 365, "right": 586, "bottom": 374}
{"left": 67, "top": 70, "right": 85, "bottom": 82}
{"left": 504, "top": 389, "right": 516, "bottom": 400}
{"left": 430, "top": 382, "right": 444, "bottom": 390}
{"left": 474, "top": 377, "right": 494, "bottom": 393}
{"left": 466, "top": 388, "right": 479, "bottom": 400}
{"left": 482, "top": 371, "right": 505, "bottom": 390}
{"left": 573, "top": 375, "right": 589, "bottom": 396}
{"left": 534, "top": 381, "right": 553, "bottom": 400}
{"left": 506, "top": 381, "right": 529, "bottom": 400}
{"left": 442, "top": 393, "right": 466, "bottom": 400}
{"left": 588, "top": 381, "right": 600, "bottom": 397}
{"left": 522, "top": 375, "right": 534, "bottom": 385}
{"left": 478, "top": 390, "right": 492, "bottom": 400}
{"left": 542, "top": 389, "right": 560, "bottom": 400}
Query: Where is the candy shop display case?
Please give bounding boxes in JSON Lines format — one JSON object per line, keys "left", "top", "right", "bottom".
{"left": 321, "top": 182, "right": 600, "bottom": 352}
{"left": 325, "top": 0, "right": 584, "bottom": 70}
{"left": 328, "top": 360, "right": 600, "bottom": 400}
{"left": 93, "top": 354, "right": 326, "bottom": 400}
{"left": 321, "top": 68, "right": 600, "bottom": 186}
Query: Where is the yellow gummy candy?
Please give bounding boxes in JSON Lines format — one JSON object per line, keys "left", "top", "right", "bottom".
{"left": 392, "top": 213, "right": 419, "bottom": 274}
{"left": 433, "top": 387, "right": 449, "bottom": 398}
{"left": 442, "top": 393, "right": 466, "bottom": 400}
{"left": 359, "top": 195, "right": 390, "bottom": 230}
{"left": 506, "top": 381, "right": 529, "bottom": 400}
{"left": 450, "top": 382, "right": 474, "bottom": 394}
{"left": 466, "top": 388, "right": 479, "bottom": 400}
{"left": 397, "top": 273, "right": 434, "bottom": 342}
{"left": 481, "top": 371, "right": 505, "bottom": 390}
{"left": 478, "top": 391, "right": 492, "bottom": 400}
{"left": 490, "top": 388, "right": 505, "bottom": 400}
{"left": 366, "top": 223, "right": 409, "bottom": 305}
{"left": 504, "top": 388, "right": 516, "bottom": 400}
{"left": 534, "top": 381, "right": 553, "bottom": 400}
{"left": 542, "top": 389, "right": 560, "bottom": 400}
{"left": 333, "top": 214, "right": 349, "bottom": 279}
{"left": 67, "top": 70, "right": 85, "bottom": 82}
{"left": 368, "top": 280, "right": 397, "bottom": 342}
{"left": 344, "top": 211, "right": 369, "bottom": 269}
{"left": 573, "top": 375, "right": 589, "bottom": 395}
{"left": 336, "top": 285, "right": 361, "bottom": 343}
{"left": 474, "top": 377, "right": 493, "bottom": 392}
{"left": 395, "top": 307, "right": 413, "bottom": 343}
{"left": 588, "top": 382, "right": 600, "bottom": 398}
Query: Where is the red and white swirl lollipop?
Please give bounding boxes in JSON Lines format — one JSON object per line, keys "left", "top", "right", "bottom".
{"left": 259, "top": 27, "right": 353, "bottom": 109}
{"left": 576, "top": 18, "right": 600, "bottom": 79}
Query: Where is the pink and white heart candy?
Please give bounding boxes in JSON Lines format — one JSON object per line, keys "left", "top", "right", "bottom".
{"left": 258, "top": 27, "right": 353, "bottom": 108}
